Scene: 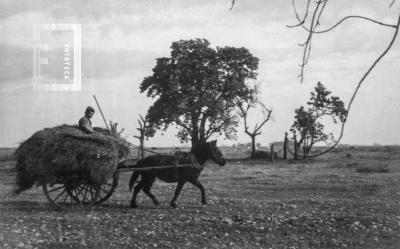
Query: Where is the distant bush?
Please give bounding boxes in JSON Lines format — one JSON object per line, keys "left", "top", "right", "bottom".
{"left": 0, "top": 148, "right": 15, "bottom": 162}
{"left": 329, "top": 161, "right": 359, "bottom": 169}
{"left": 346, "top": 162, "right": 359, "bottom": 167}
{"left": 356, "top": 164, "right": 389, "bottom": 173}
{"left": 253, "top": 150, "right": 277, "bottom": 159}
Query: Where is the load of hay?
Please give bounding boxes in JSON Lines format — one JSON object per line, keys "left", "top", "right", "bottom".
{"left": 14, "top": 125, "right": 131, "bottom": 194}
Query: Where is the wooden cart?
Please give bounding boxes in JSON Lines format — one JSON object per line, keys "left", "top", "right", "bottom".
{"left": 42, "top": 158, "right": 192, "bottom": 209}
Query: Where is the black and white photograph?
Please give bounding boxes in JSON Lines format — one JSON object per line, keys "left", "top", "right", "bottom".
{"left": 0, "top": 0, "right": 400, "bottom": 248}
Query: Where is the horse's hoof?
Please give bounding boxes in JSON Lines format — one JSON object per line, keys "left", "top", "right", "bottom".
{"left": 154, "top": 201, "right": 160, "bottom": 206}
{"left": 130, "top": 203, "right": 138, "bottom": 208}
{"left": 170, "top": 203, "right": 177, "bottom": 208}
{"left": 201, "top": 200, "right": 208, "bottom": 205}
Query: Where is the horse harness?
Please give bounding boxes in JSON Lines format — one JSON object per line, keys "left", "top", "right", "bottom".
{"left": 171, "top": 152, "right": 203, "bottom": 180}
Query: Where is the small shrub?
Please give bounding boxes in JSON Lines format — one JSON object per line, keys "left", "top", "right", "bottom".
{"left": 346, "top": 162, "right": 359, "bottom": 167}
{"left": 0, "top": 149, "right": 15, "bottom": 162}
{"left": 329, "top": 161, "right": 358, "bottom": 168}
{"left": 356, "top": 164, "right": 389, "bottom": 173}
{"left": 253, "top": 150, "right": 277, "bottom": 159}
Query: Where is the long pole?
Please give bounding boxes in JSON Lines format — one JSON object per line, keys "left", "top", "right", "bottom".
{"left": 93, "top": 95, "right": 110, "bottom": 133}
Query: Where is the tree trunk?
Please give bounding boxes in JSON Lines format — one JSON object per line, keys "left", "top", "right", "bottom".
{"left": 139, "top": 137, "right": 145, "bottom": 159}
{"left": 306, "top": 144, "right": 312, "bottom": 155}
{"left": 293, "top": 131, "right": 298, "bottom": 160}
{"left": 191, "top": 125, "right": 199, "bottom": 148}
{"left": 191, "top": 135, "right": 199, "bottom": 148}
{"left": 251, "top": 135, "right": 256, "bottom": 159}
{"left": 270, "top": 144, "right": 275, "bottom": 162}
{"left": 199, "top": 114, "right": 207, "bottom": 142}
{"left": 134, "top": 134, "right": 145, "bottom": 159}
{"left": 191, "top": 114, "right": 201, "bottom": 149}
{"left": 283, "top": 132, "right": 288, "bottom": 160}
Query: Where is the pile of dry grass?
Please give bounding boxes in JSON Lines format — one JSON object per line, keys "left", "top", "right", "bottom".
{"left": 14, "top": 125, "right": 131, "bottom": 194}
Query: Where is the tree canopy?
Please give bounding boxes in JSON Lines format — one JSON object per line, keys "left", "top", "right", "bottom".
{"left": 140, "top": 38, "right": 259, "bottom": 147}
{"left": 291, "top": 82, "right": 347, "bottom": 158}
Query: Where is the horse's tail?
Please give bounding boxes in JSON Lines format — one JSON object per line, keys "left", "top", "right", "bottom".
{"left": 129, "top": 171, "right": 141, "bottom": 191}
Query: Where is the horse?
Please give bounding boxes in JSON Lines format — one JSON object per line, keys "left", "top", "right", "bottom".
{"left": 128, "top": 140, "right": 226, "bottom": 208}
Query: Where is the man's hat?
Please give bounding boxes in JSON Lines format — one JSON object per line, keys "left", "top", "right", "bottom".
{"left": 85, "top": 106, "right": 95, "bottom": 114}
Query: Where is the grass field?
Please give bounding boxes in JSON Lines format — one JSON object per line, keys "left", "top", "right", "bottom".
{"left": 0, "top": 147, "right": 399, "bottom": 248}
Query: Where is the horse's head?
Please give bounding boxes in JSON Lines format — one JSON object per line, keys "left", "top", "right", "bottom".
{"left": 192, "top": 140, "right": 226, "bottom": 166}
{"left": 206, "top": 140, "right": 226, "bottom": 166}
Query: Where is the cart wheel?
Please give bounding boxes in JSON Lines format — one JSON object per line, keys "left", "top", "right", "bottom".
{"left": 42, "top": 182, "right": 100, "bottom": 209}
{"left": 96, "top": 171, "right": 119, "bottom": 204}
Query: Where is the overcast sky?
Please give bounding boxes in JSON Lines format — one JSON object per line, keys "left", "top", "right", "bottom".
{"left": 0, "top": 0, "right": 399, "bottom": 147}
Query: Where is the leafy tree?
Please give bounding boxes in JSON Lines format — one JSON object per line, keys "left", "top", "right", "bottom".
{"left": 291, "top": 82, "right": 347, "bottom": 158}
{"left": 140, "top": 38, "right": 259, "bottom": 147}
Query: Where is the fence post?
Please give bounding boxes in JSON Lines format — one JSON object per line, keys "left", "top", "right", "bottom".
{"left": 270, "top": 143, "right": 275, "bottom": 162}
{"left": 293, "top": 131, "right": 298, "bottom": 160}
{"left": 283, "top": 132, "right": 288, "bottom": 160}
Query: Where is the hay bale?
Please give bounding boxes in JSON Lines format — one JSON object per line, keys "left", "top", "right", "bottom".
{"left": 14, "top": 125, "right": 131, "bottom": 194}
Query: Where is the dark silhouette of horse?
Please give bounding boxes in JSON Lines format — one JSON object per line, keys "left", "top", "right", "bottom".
{"left": 128, "top": 140, "right": 226, "bottom": 208}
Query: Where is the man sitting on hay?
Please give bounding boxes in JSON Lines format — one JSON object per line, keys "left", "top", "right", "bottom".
{"left": 78, "top": 106, "right": 96, "bottom": 134}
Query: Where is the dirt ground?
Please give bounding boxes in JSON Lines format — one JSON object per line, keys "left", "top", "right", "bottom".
{"left": 1, "top": 147, "right": 400, "bottom": 249}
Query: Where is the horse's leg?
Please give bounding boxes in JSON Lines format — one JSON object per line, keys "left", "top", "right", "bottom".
{"left": 170, "top": 181, "right": 186, "bottom": 208}
{"left": 143, "top": 179, "right": 160, "bottom": 206}
{"left": 190, "top": 179, "right": 207, "bottom": 205}
{"left": 130, "top": 181, "right": 144, "bottom": 208}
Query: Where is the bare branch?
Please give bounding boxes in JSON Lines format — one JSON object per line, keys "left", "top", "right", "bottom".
{"left": 204, "top": 116, "right": 226, "bottom": 139}
{"left": 254, "top": 109, "right": 272, "bottom": 133}
{"left": 289, "top": 0, "right": 397, "bottom": 83}
{"left": 296, "top": 0, "right": 328, "bottom": 83}
{"left": 229, "top": 0, "right": 235, "bottom": 11}
{"left": 240, "top": 100, "right": 273, "bottom": 136}
{"left": 307, "top": 12, "right": 400, "bottom": 158}
{"left": 287, "top": 0, "right": 312, "bottom": 28}
{"left": 306, "top": 15, "right": 397, "bottom": 34}
{"left": 139, "top": 114, "right": 145, "bottom": 123}
{"left": 174, "top": 120, "right": 190, "bottom": 131}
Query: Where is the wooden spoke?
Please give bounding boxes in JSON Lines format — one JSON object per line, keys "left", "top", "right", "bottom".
{"left": 82, "top": 185, "right": 90, "bottom": 202}
{"left": 63, "top": 190, "right": 70, "bottom": 203}
{"left": 47, "top": 185, "right": 65, "bottom": 193}
{"left": 89, "top": 186, "right": 94, "bottom": 200}
{"left": 73, "top": 189, "right": 82, "bottom": 206}
{"left": 53, "top": 189, "right": 67, "bottom": 202}
{"left": 69, "top": 190, "right": 73, "bottom": 206}
{"left": 95, "top": 172, "right": 119, "bottom": 205}
{"left": 43, "top": 182, "right": 100, "bottom": 209}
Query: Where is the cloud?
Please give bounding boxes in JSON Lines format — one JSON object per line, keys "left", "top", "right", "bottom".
{"left": 0, "top": 43, "right": 32, "bottom": 81}
{"left": 0, "top": 0, "right": 399, "bottom": 146}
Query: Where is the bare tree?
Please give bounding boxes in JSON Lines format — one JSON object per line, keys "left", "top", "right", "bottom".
{"left": 109, "top": 121, "right": 125, "bottom": 138}
{"left": 239, "top": 99, "right": 272, "bottom": 159}
{"left": 133, "top": 114, "right": 155, "bottom": 159}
